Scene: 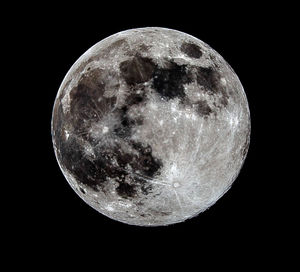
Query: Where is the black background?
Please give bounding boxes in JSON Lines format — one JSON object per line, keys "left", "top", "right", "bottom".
{"left": 10, "top": 1, "right": 293, "bottom": 267}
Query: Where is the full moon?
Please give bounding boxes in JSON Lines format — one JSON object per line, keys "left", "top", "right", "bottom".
{"left": 51, "top": 27, "right": 250, "bottom": 226}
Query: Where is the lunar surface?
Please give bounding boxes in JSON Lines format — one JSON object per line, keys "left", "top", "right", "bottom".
{"left": 51, "top": 27, "right": 250, "bottom": 226}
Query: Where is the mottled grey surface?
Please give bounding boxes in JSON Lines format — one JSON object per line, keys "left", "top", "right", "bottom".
{"left": 52, "top": 27, "right": 250, "bottom": 226}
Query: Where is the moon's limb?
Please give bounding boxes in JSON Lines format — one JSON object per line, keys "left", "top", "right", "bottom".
{"left": 51, "top": 27, "right": 250, "bottom": 226}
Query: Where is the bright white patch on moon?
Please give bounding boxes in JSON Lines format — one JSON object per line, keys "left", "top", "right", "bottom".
{"left": 51, "top": 27, "right": 250, "bottom": 226}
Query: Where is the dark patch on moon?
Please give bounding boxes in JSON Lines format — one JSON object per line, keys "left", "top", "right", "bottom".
{"left": 130, "top": 141, "right": 152, "bottom": 156}
{"left": 141, "top": 183, "right": 153, "bottom": 195}
{"left": 72, "top": 157, "right": 109, "bottom": 192}
{"left": 116, "top": 183, "right": 136, "bottom": 198}
{"left": 219, "top": 93, "right": 229, "bottom": 107}
{"left": 152, "top": 61, "right": 192, "bottom": 100}
{"left": 126, "top": 85, "right": 147, "bottom": 106}
{"left": 113, "top": 99, "right": 144, "bottom": 140}
{"left": 99, "top": 141, "right": 162, "bottom": 198}
{"left": 55, "top": 133, "right": 107, "bottom": 191}
{"left": 196, "top": 100, "right": 213, "bottom": 116}
{"left": 70, "top": 84, "right": 101, "bottom": 129}
{"left": 113, "top": 86, "right": 147, "bottom": 139}
{"left": 57, "top": 136, "right": 162, "bottom": 198}
{"left": 54, "top": 88, "right": 162, "bottom": 199}
{"left": 180, "top": 42, "right": 202, "bottom": 58}
{"left": 113, "top": 106, "right": 136, "bottom": 139}
{"left": 209, "top": 54, "right": 220, "bottom": 68}
{"left": 139, "top": 43, "right": 151, "bottom": 52}
{"left": 196, "top": 67, "right": 219, "bottom": 92}
{"left": 69, "top": 68, "right": 117, "bottom": 135}
{"left": 130, "top": 141, "right": 162, "bottom": 177}
{"left": 196, "top": 66, "right": 229, "bottom": 107}
{"left": 120, "top": 55, "right": 155, "bottom": 85}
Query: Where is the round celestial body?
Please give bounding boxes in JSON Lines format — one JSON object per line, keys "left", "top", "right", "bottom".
{"left": 51, "top": 27, "right": 250, "bottom": 226}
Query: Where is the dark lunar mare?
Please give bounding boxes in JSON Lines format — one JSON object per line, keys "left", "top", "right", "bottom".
{"left": 53, "top": 67, "right": 162, "bottom": 198}
{"left": 196, "top": 100, "right": 213, "bottom": 116}
{"left": 69, "top": 69, "right": 117, "bottom": 140}
{"left": 120, "top": 54, "right": 155, "bottom": 85}
{"left": 196, "top": 66, "right": 229, "bottom": 107}
{"left": 152, "top": 60, "right": 193, "bottom": 100}
{"left": 150, "top": 57, "right": 229, "bottom": 117}
{"left": 113, "top": 84, "right": 146, "bottom": 139}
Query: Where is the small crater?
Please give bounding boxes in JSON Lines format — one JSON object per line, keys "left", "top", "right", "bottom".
{"left": 79, "top": 187, "right": 86, "bottom": 194}
{"left": 173, "top": 182, "right": 180, "bottom": 188}
{"left": 180, "top": 42, "right": 202, "bottom": 59}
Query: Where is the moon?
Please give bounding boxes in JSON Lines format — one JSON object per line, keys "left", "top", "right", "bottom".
{"left": 51, "top": 27, "right": 250, "bottom": 226}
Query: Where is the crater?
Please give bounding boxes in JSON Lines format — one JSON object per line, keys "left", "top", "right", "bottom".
{"left": 180, "top": 42, "right": 202, "bottom": 59}
{"left": 173, "top": 182, "right": 180, "bottom": 188}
